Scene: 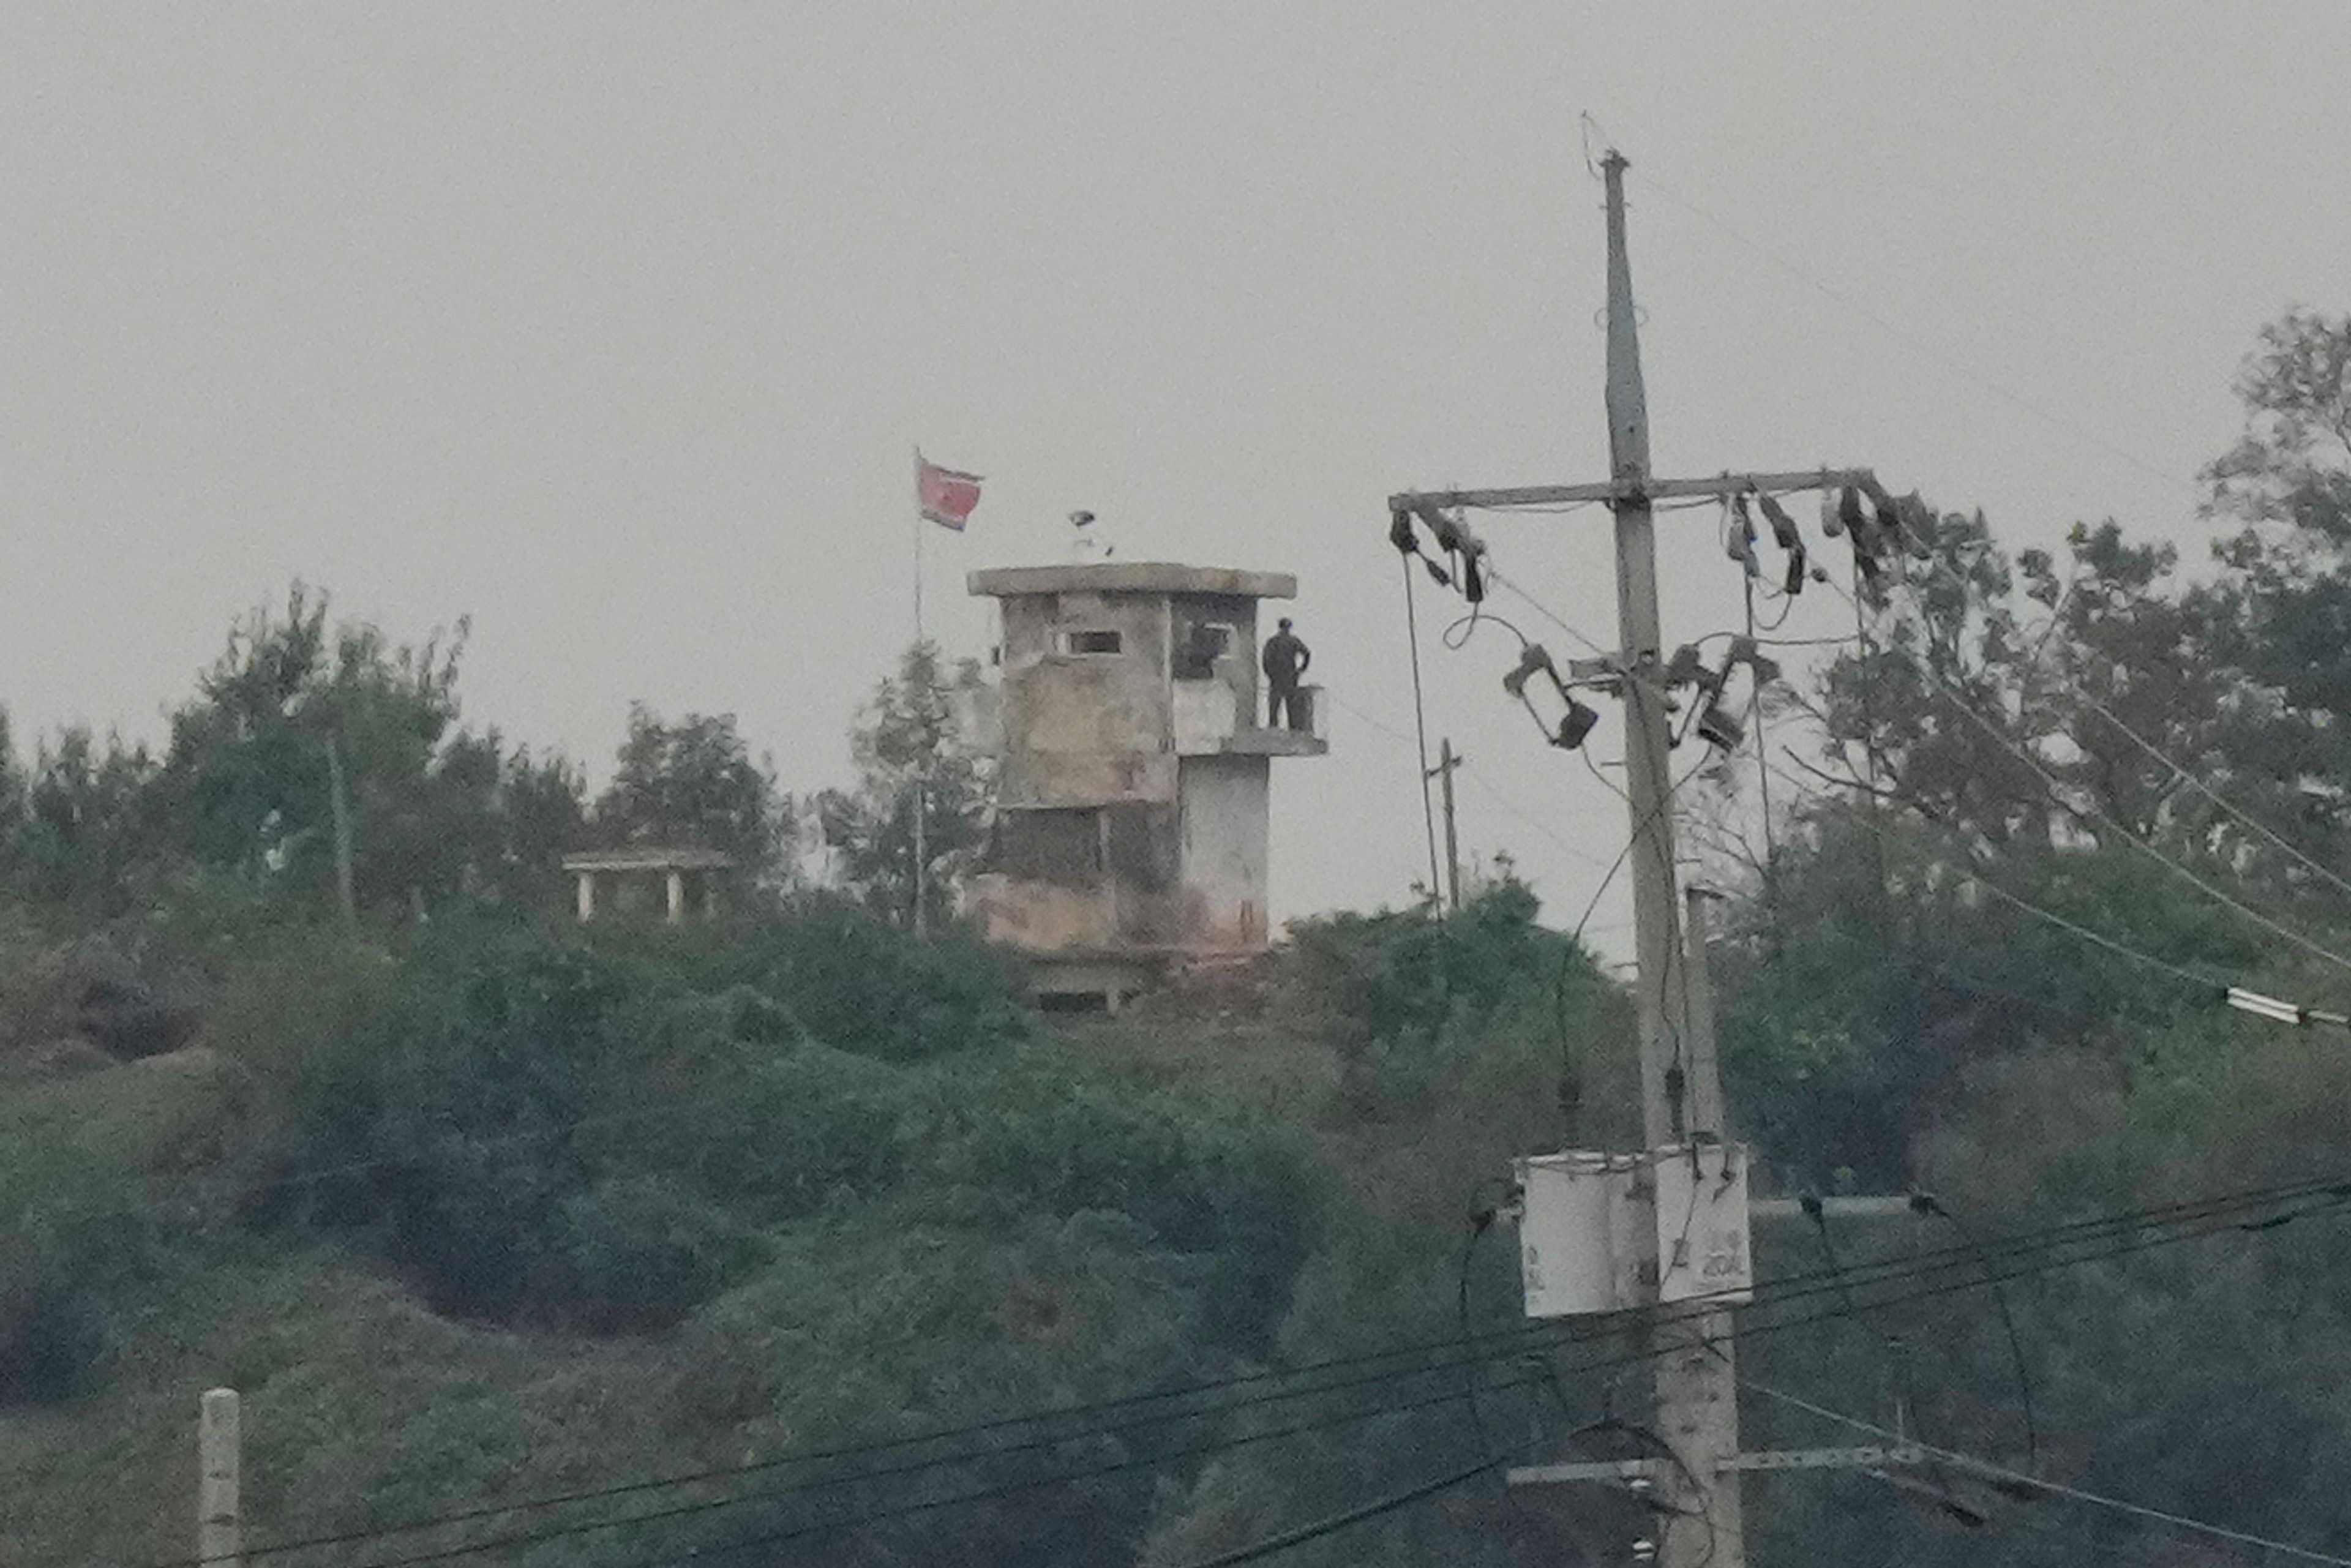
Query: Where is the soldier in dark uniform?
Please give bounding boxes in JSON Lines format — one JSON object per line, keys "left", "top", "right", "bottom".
{"left": 1262, "top": 617, "right": 1311, "bottom": 730}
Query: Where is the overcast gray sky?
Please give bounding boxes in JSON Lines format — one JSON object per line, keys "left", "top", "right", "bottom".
{"left": 2, "top": 3, "right": 2344, "bottom": 944}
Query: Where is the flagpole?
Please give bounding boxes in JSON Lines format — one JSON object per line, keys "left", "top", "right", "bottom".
{"left": 910, "top": 446, "right": 928, "bottom": 938}
{"left": 912, "top": 447, "right": 926, "bottom": 645}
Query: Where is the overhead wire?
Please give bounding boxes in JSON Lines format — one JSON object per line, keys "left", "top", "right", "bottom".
{"left": 1821, "top": 570, "right": 2351, "bottom": 982}
{"left": 1878, "top": 495, "right": 2349, "bottom": 895}
{"left": 1485, "top": 566, "right": 1609, "bottom": 657}
{"left": 1318, "top": 686, "right": 1619, "bottom": 875}
{"left": 1736, "top": 1376, "right": 2351, "bottom": 1568}
{"left": 135, "top": 1169, "right": 2351, "bottom": 1568}
{"left": 1762, "top": 749, "right": 2217, "bottom": 997}
{"left": 2072, "top": 688, "right": 2351, "bottom": 906}
{"left": 261, "top": 1187, "right": 2351, "bottom": 1568}
{"left": 1761, "top": 749, "right": 2351, "bottom": 1038}
{"left": 1400, "top": 553, "right": 1445, "bottom": 896}
{"left": 1175, "top": 1455, "right": 1504, "bottom": 1568}
{"left": 1619, "top": 164, "right": 2191, "bottom": 497}
{"left": 1910, "top": 1192, "right": 2040, "bottom": 1472}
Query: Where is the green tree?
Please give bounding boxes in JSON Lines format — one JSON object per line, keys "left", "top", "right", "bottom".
{"left": 13, "top": 727, "right": 164, "bottom": 913}
{"left": 590, "top": 705, "right": 790, "bottom": 877}
{"left": 0, "top": 708, "right": 25, "bottom": 888}
{"left": 814, "top": 641, "right": 994, "bottom": 932}
{"left": 157, "top": 585, "right": 585, "bottom": 915}
{"left": 2201, "top": 310, "right": 2351, "bottom": 856}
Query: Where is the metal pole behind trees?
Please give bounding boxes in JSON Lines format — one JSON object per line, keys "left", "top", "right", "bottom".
{"left": 325, "top": 736, "right": 356, "bottom": 926}
{"left": 913, "top": 776, "right": 929, "bottom": 940}
{"left": 1430, "top": 738, "right": 1464, "bottom": 911}
{"left": 198, "top": 1388, "right": 241, "bottom": 1568}
{"left": 1600, "top": 149, "right": 1742, "bottom": 1568}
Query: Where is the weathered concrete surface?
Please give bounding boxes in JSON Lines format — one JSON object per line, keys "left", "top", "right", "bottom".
{"left": 970, "top": 562, "right": 1296, "bottom": 600}
{"left": 997, "top": 590, "right": 1176, "bottom": 807}
{"left": 965, "top": 870, "right": 1115, "bottom": 951}
{"left": 1177, "top": 754, "right": 1271, "bottom": 950}
{"left": 965, "top": 560, "right": 1317, "bottom": 980}
{"left": 1172, "top": 678, "right": 1239, "bottom": 754}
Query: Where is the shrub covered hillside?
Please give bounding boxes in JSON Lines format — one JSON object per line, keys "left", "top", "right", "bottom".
{"left": 0, "top": 878, "right": 1632, "bottom": 1568}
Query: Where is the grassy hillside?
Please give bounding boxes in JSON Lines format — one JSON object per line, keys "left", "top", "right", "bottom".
{"left": 15, "top": 869, "right": 2351, "bottom": 1568}
{"left": 0, "top": 884, "right": 1629, "bottom": 1568}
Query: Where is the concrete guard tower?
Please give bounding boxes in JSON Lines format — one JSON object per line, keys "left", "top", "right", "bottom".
{"left": 965, "top": 561, "right": 1327, "bottom": 1008}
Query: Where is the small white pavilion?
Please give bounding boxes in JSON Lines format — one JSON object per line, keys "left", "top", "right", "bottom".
{"left": 561, "top": 847, "right": 735, "bottom": 924}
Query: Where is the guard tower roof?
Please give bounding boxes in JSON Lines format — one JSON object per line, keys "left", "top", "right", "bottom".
{"left": 967, "top": 562, "right": 1297, "bottom": 599}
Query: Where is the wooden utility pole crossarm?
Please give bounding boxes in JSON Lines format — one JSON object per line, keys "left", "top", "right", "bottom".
{"left": 1387, "top": 468, "right": 1879, "bottom": 517}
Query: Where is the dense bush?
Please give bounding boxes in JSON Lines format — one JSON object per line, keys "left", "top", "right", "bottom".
{"left": 910, "top": 1046, "right": 1324, "bottom": 1351}
{"left": 0, "top": 1147, "right": 159, "bottom": 1403}
{"left": 1290, "top": 877, "right": 1547, "bottom": 1102}
{"left": 287, "top": 921, "right": 909, "bottom": 1326}
{"left": 721, "top": 896, "right": 1025, "bottom": 1062}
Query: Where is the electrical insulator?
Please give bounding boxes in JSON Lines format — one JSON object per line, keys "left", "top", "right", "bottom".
{"left": 1820, "top": 487, "right": 1845, "bottom": 539}
{"left": 1554, "top": 697, "right": 1602, "bottom": 751}
{"left": 1839, "top": 486, "right": 1870, "bottom": 550}
{"left": 1727, "top": 494, "right": 1759, "bottom": 577}
{"left": 1756, "top": 490, "right": 1801, "bottom": 550}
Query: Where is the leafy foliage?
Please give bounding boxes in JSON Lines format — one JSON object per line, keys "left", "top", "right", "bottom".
{"left": 1290, "top": 875, "right": 1546, "bottom": 1101}
{"left": 20, "top": 311, "right": 2351, "bottom": 1567}
{"left": 814, "top": 640, "right": 995, "bottom": 931}
{"left": 590, "top": 704, "right": 790, "bottom": 879}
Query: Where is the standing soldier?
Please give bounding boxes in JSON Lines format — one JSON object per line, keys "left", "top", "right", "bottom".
{"left": 1261, "top": 617, "right": 1311, "bottom": 730}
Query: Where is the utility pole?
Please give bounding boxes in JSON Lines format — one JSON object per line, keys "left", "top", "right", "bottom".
{"left": 197, "top": 1387, "right": 241, "bottom": 1568}
{"left": 1597, "top": 147, "right": 1739, "bottom": 1568}
{"left": 1428, "top": 738, "right": 1464, "bottom": 911}
{"left": 1389, "top": 145, "right": 1918, "bottom": 1568}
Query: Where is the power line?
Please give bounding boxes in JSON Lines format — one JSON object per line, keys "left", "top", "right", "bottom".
{"left": 143, "top": 1169, "right": 2351, "bottom": 1568}
{"left": 1621, "top": 165, "right": 2191, "bottom": 497}
{"left": 1179, "top": 1455, "right": 1502, "bottom": 1568}
{"left": 179, "top": 1302, "right": 1589, "bottom": 1566}
{"left": 1832, "top": 492, "right": 2351, "bottom": 946}
{"left": 1825, "top": 572, "right": 2351, "bottom": 981}
{"left": 1485, "top": 568, "right": 1610, "bottom": 657}
{"left": 547, "top": 1187, "right": 2351, "bottom": 1568}
{"left": 233, "top": 1374, "right": 1527, "bottom": 1568}
{"left": 1853, "top": 492, "right": 2351, "bottom": 915}
{"left": 1758, "top": 751, "right": 2351, "bottom": 1032}
{"left": 1738, "top": 1377, "right": 2351, "bottom": 1568}
{"left": 1319, "top": 686, "right": 1618, "bottom": 874}
{"left": 2071, "top": 688, "right": 2351, "bottom": 906}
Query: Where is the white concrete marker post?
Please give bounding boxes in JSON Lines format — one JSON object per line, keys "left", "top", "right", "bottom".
{"left": 198, "top": 1387, "right": 241, "bottom": 1568}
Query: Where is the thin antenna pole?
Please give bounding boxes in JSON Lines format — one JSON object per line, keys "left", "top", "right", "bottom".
{"left": 1401, "top": 555, "right": 1444, "bottom": 901}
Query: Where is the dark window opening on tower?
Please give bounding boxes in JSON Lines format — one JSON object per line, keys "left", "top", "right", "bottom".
{"left": 1175, "top": 621, "right": 1235, "bottom": 678}
{"left": 993, "top": 808, "right": 1104, "bottom": 886}
{"left": 1056, "top": 629, "right": 1123, "bottom": 656}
